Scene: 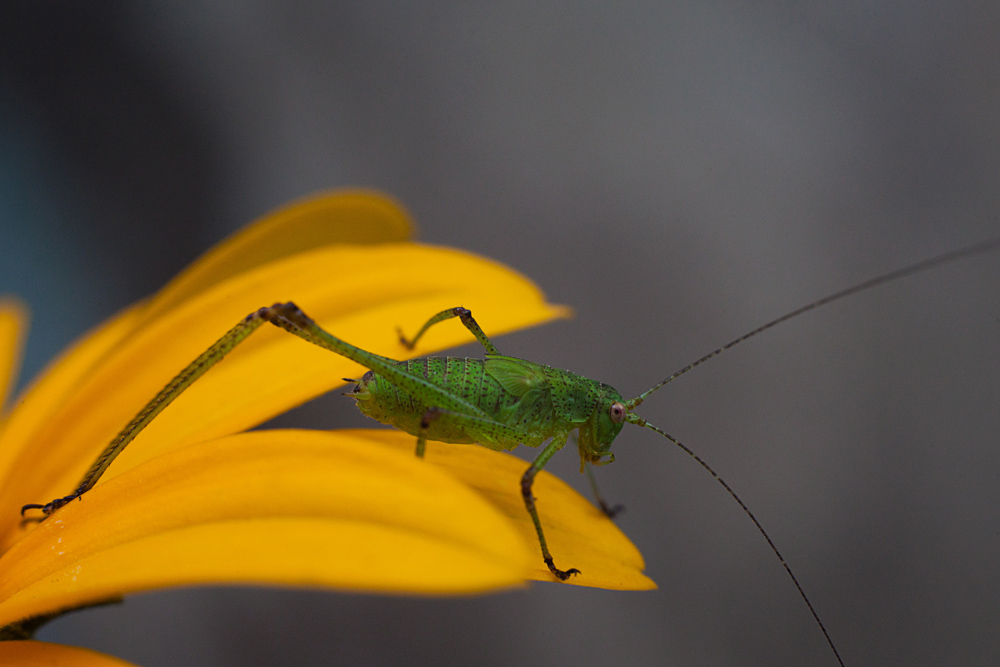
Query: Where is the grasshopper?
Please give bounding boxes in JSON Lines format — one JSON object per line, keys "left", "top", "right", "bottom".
{"left": 21, "top": 236, "right": 1000, "bottom": 667}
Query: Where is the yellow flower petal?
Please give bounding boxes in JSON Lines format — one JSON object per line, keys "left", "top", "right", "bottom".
{"left": 357, "top": 429, "right": 656, "bottom": 590}
{"left": 0, "top": 640, "right": 137, "bottom": 666}
{"left": 0, "top": 191, "right": 410, "bottom": 485}
{"left": 0, "top": 430, "right": 533, "bottom": 626}
{"left": 0, "top": 298, "right": 28, "bottom": 417}
{"left": 138, "top": 189, "right": 413, "bottom": 326}
{"left": 0, "top": 244, "right": 568, "bottom": 547}
{"left": 0, "top": 191, "right": 409, "bottom": 493}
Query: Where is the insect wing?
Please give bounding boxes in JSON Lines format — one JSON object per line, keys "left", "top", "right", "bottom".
{"left": 484, "top": 357, "right": 547, "bottom": 397}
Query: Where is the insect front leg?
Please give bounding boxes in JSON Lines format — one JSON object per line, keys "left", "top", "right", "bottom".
{"left": 522, "top": 431, "right": 579, "bottom": 581}
{"left": 397, "top": 307, "right": 501, "bottom": 356}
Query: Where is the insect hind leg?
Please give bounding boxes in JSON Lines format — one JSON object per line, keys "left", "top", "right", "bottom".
{"left": 397, "top": 307, "right": 500, "bottom": 355}
{"left": 21, "top": 492, "right": 83, "bottom": 518}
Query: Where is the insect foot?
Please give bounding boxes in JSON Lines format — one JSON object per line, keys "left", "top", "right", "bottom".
{"left": 544, "top": 557, "right": 581, "bottom": 581}
{"left": 520, "top": 465, "right": 581, "bottom": 581}
{"left": 598, "top": 501, "right": 625, "bottom": 519}
{"left": 21, "top": 492, "right": 80, "bottom": 518}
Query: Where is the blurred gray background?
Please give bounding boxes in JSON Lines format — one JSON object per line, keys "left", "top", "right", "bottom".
{"left": 1, "top": 2, "right": 998, "bottom": 665}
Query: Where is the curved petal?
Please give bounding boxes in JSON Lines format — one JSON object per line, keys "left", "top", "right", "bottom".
{"left": 358, "top": 430, "right": 656, "bottom": 591}
{"left": 0, "top": 245, "right": 569, "bottom": 546}
{"left": 0, "top": 430, "right": 533, "bottom": 626}
{"left": 0, "top": 640, "right": 137, "bottom": 666}
{"left": 0, "top": 298, "right": 28, "bottom": 417}
{"left": 137, "top": 190, "right": 413, "bottom": 325}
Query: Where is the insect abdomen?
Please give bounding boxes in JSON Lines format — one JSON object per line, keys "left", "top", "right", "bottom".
{"left": 352, "top": 356, "right": 552, "bottom": 449}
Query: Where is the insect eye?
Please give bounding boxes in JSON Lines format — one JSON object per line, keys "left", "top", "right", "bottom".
{"left": 609, "top": 401, "right": 626, "bottom": 424}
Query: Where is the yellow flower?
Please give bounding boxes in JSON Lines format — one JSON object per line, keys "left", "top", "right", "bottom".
{"left": 0, "top": 191, "right": 653, "bottom": 664}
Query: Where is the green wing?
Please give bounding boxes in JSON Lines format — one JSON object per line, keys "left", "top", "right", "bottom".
{"left": 484, "top": 357, "right": 547, "bottom": 397}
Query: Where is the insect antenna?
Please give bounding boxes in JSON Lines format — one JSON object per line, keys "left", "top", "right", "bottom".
{"left": 626, "top": 236, "right": 1000, "bottom": 410}
{"left": 625, "top": 412, "right": 845, "bottom": 667}
{"left": 620, "top": 236, "right": 1000, "bottom": 664}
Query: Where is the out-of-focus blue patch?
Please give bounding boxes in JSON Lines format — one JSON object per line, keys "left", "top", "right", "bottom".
{"left": 0, "top": 103, "right": 110, "bottom": 393}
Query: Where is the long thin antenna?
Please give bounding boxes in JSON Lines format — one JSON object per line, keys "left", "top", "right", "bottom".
{"left": 628, "top": 236, "right": 1000, "bottom": 407}
{"left": 626, "top": 413, "right": 846, "bottom": 667}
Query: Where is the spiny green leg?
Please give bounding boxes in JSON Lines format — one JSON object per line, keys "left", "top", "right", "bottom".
{"left": 586, "top": 464, "right": 624, "bottom": 519}
{"left": 21, "top": 307, "right": 273, "bottom": 517}
{"left": 522, "top": 432, "right": 579, "bottom": 581}
{"left": 20, "top": 302, "right": 498, "bottom": 519}
{"left": 398, "top": 307, "right": 501, "bottom": 356}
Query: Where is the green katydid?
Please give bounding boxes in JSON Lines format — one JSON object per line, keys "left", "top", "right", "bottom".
{"left": 21, "top": 235, "right": 1000, "bottom": 667}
